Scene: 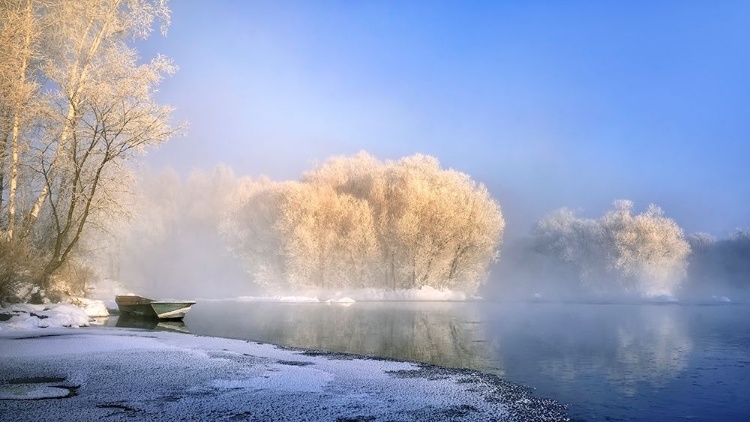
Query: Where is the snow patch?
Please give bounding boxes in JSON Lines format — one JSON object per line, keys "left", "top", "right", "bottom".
{"left": 278, "top": 296, "right": 320, "bottom": 303}
{"left": 68, "top": 297, "right": 109, "bottom": 317}
{"left": 0, "top": 384, "right": 71, "bottom": 400}
{"left": 650, "top": 294, "right": 679, "bottom": 303}
{"left": 214, "top": 365, "right": 334, "bottom": 393}
{"left": 0, "top": 303, "right": 90, "bottom": 331}
{"left": 325, "top": 297, "right": 356, "bottom": 305}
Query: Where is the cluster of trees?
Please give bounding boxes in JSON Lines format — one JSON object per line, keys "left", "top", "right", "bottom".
{"left": 221, "top": 152, "right": 505, "bottom": 294}
{"left": 98, "top": 161, "right": 749, "bottom": 300}
{"left": 510, "top": 202, "right": 750, "bottom": 300}
{"left": 0, "top": 0, "right": 176, "bottom": 301}
{"left": 528, "top": 200, "right": 691, "bottom": 298}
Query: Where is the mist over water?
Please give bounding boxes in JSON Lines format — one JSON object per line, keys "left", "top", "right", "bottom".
{"left": 99, "top": 158, "right": 750, "bottom": 304}
{"left": 106, "top": 166, "right": 259, "bottom": 299}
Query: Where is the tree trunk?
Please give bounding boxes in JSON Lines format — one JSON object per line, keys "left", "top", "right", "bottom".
{"left": 7, "top": 0, "right": 34, "bottom": 240}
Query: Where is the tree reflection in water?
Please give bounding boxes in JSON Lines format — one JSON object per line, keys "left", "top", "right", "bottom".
{"left": 483, "top": 303, "right": 692, "bottom": 396}
{"left": 186, "top": 301, "right": 498, "bottom": 373}
{"left": 182, "top": 300, "right": 749, "bottom": 421}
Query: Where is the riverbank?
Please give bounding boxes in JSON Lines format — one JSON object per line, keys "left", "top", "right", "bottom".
{"left": 0, "top": 323, "right": 569, "bottom": 421}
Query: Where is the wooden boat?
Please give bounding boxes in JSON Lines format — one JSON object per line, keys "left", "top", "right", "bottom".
{"left": 115, "top": 295, "right": 196, "bottom": 320}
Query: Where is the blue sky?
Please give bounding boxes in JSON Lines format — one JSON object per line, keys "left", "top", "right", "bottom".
{"left": 139, "top": 0, "right": 750, "bottom": 239}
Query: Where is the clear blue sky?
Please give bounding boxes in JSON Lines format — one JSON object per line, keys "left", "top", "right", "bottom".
{"left": 139, "top": 0, "right": 750, "bottom": 239}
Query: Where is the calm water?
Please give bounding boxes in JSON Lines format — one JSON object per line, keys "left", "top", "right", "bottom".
{"left": 156, "top": 301, "right": 749, "bottom": 421}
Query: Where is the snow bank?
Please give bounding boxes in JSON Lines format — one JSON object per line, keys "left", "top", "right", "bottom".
{"left": 68, "top": 297, "right": 109, "bottom": 317}
{"left": 103, "top": 299, "right": 119, "bottom": 313}
{"left": 228, "top": 287, "right": 474, "bottom": 303}
{"left": 338, "top": 287, "right": 470, "bottom": 301}
{"left": 278, "top": 296, "right": 320, "bottom": 303}
{"left": 325, "top": 297, "right": 356, "bottom": 305}
{"left": 0, "top": 303, "right": 90, "bottom": 331}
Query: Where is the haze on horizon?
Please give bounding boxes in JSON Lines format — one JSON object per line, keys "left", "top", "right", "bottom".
{"left": 136, "top": 0, "right": 750, "bottom": 240}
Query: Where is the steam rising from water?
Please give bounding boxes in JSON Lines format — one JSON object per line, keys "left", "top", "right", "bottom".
{"left": 93, "top": 155, "right": 748, "bottom": 301}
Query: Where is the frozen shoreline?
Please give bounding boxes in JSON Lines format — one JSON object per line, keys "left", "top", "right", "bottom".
{"left": 0, "top": 326, "right": 569, "bottom": 421}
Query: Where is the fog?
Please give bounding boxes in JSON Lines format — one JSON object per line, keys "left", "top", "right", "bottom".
{"left": 487, "top": 211, "right": 750, "bottom": 303}
{"left": 95, "top": 152, "right": 750, "bottom": 303}
{"left": 105, "top": 166, "right": 258, "bottom": 299}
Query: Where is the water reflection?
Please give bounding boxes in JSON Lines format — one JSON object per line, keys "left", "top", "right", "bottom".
{"left": 482, "top": 304, "right": 692, "bottom": 397}
{"left": 183, "top": 301, "right": 698, "bottom": 395}
{"left": 610, "top": 310, "right": 692, "bottom": 395}
{"left": 151, "top": 300, "right": 749, "bottom": 421}
{"left": 110, "top": 315, "right": 191, "bottom": 334}
{"left": 186, "top": 301, "right": 497, "bottom": 373}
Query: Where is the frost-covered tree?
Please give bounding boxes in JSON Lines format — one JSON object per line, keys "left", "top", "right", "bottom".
{"left": 277, "top": 182, "right": 380, "bottom": 290}
{"left": 221, "top": 152, "right": 505, "bottom": 294}
{"left": 220, "top": 176, "right": 288, "bottom": 291}
{"left": 532, "top": 208, "right": 607, "bottom": 291}
{"left": 0, "top": 0, "right": 178, "bottom": 298}
{"left": 601, "top": 200, "right": 690, "bottom": 296}
{"left": 532, "top": 200, "right": 690, "bottom": 298}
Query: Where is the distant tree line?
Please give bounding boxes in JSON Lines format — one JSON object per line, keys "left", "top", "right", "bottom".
{"left": 496, "top": 202, "right": 750, "bottom": 299}
{"left": 220, "top": 152, "right": 505, "bottom": 294}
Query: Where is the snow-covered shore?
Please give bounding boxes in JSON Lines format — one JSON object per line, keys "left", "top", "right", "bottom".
{"left": 0, "top": 308, "right": 570, "bottom": 421}
{"left": 0, "top": 303, "right": 92, "bottom": 330}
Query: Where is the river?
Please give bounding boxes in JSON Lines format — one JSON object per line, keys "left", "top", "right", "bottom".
{"left": 117, "top": 300, "right": 749, "bottom": 421}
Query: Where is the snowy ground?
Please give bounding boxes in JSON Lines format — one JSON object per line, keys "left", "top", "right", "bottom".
{"left": 0, "top": 323, "right": 570, "bottom": 421}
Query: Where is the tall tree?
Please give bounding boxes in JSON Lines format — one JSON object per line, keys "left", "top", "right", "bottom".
{"left": 0, "top": 0, "right": 178, "bottom": 292}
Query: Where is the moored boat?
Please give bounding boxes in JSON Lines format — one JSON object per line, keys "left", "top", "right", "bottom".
{"left": 115, "top": 295, "right": 196, "bottom": 320}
